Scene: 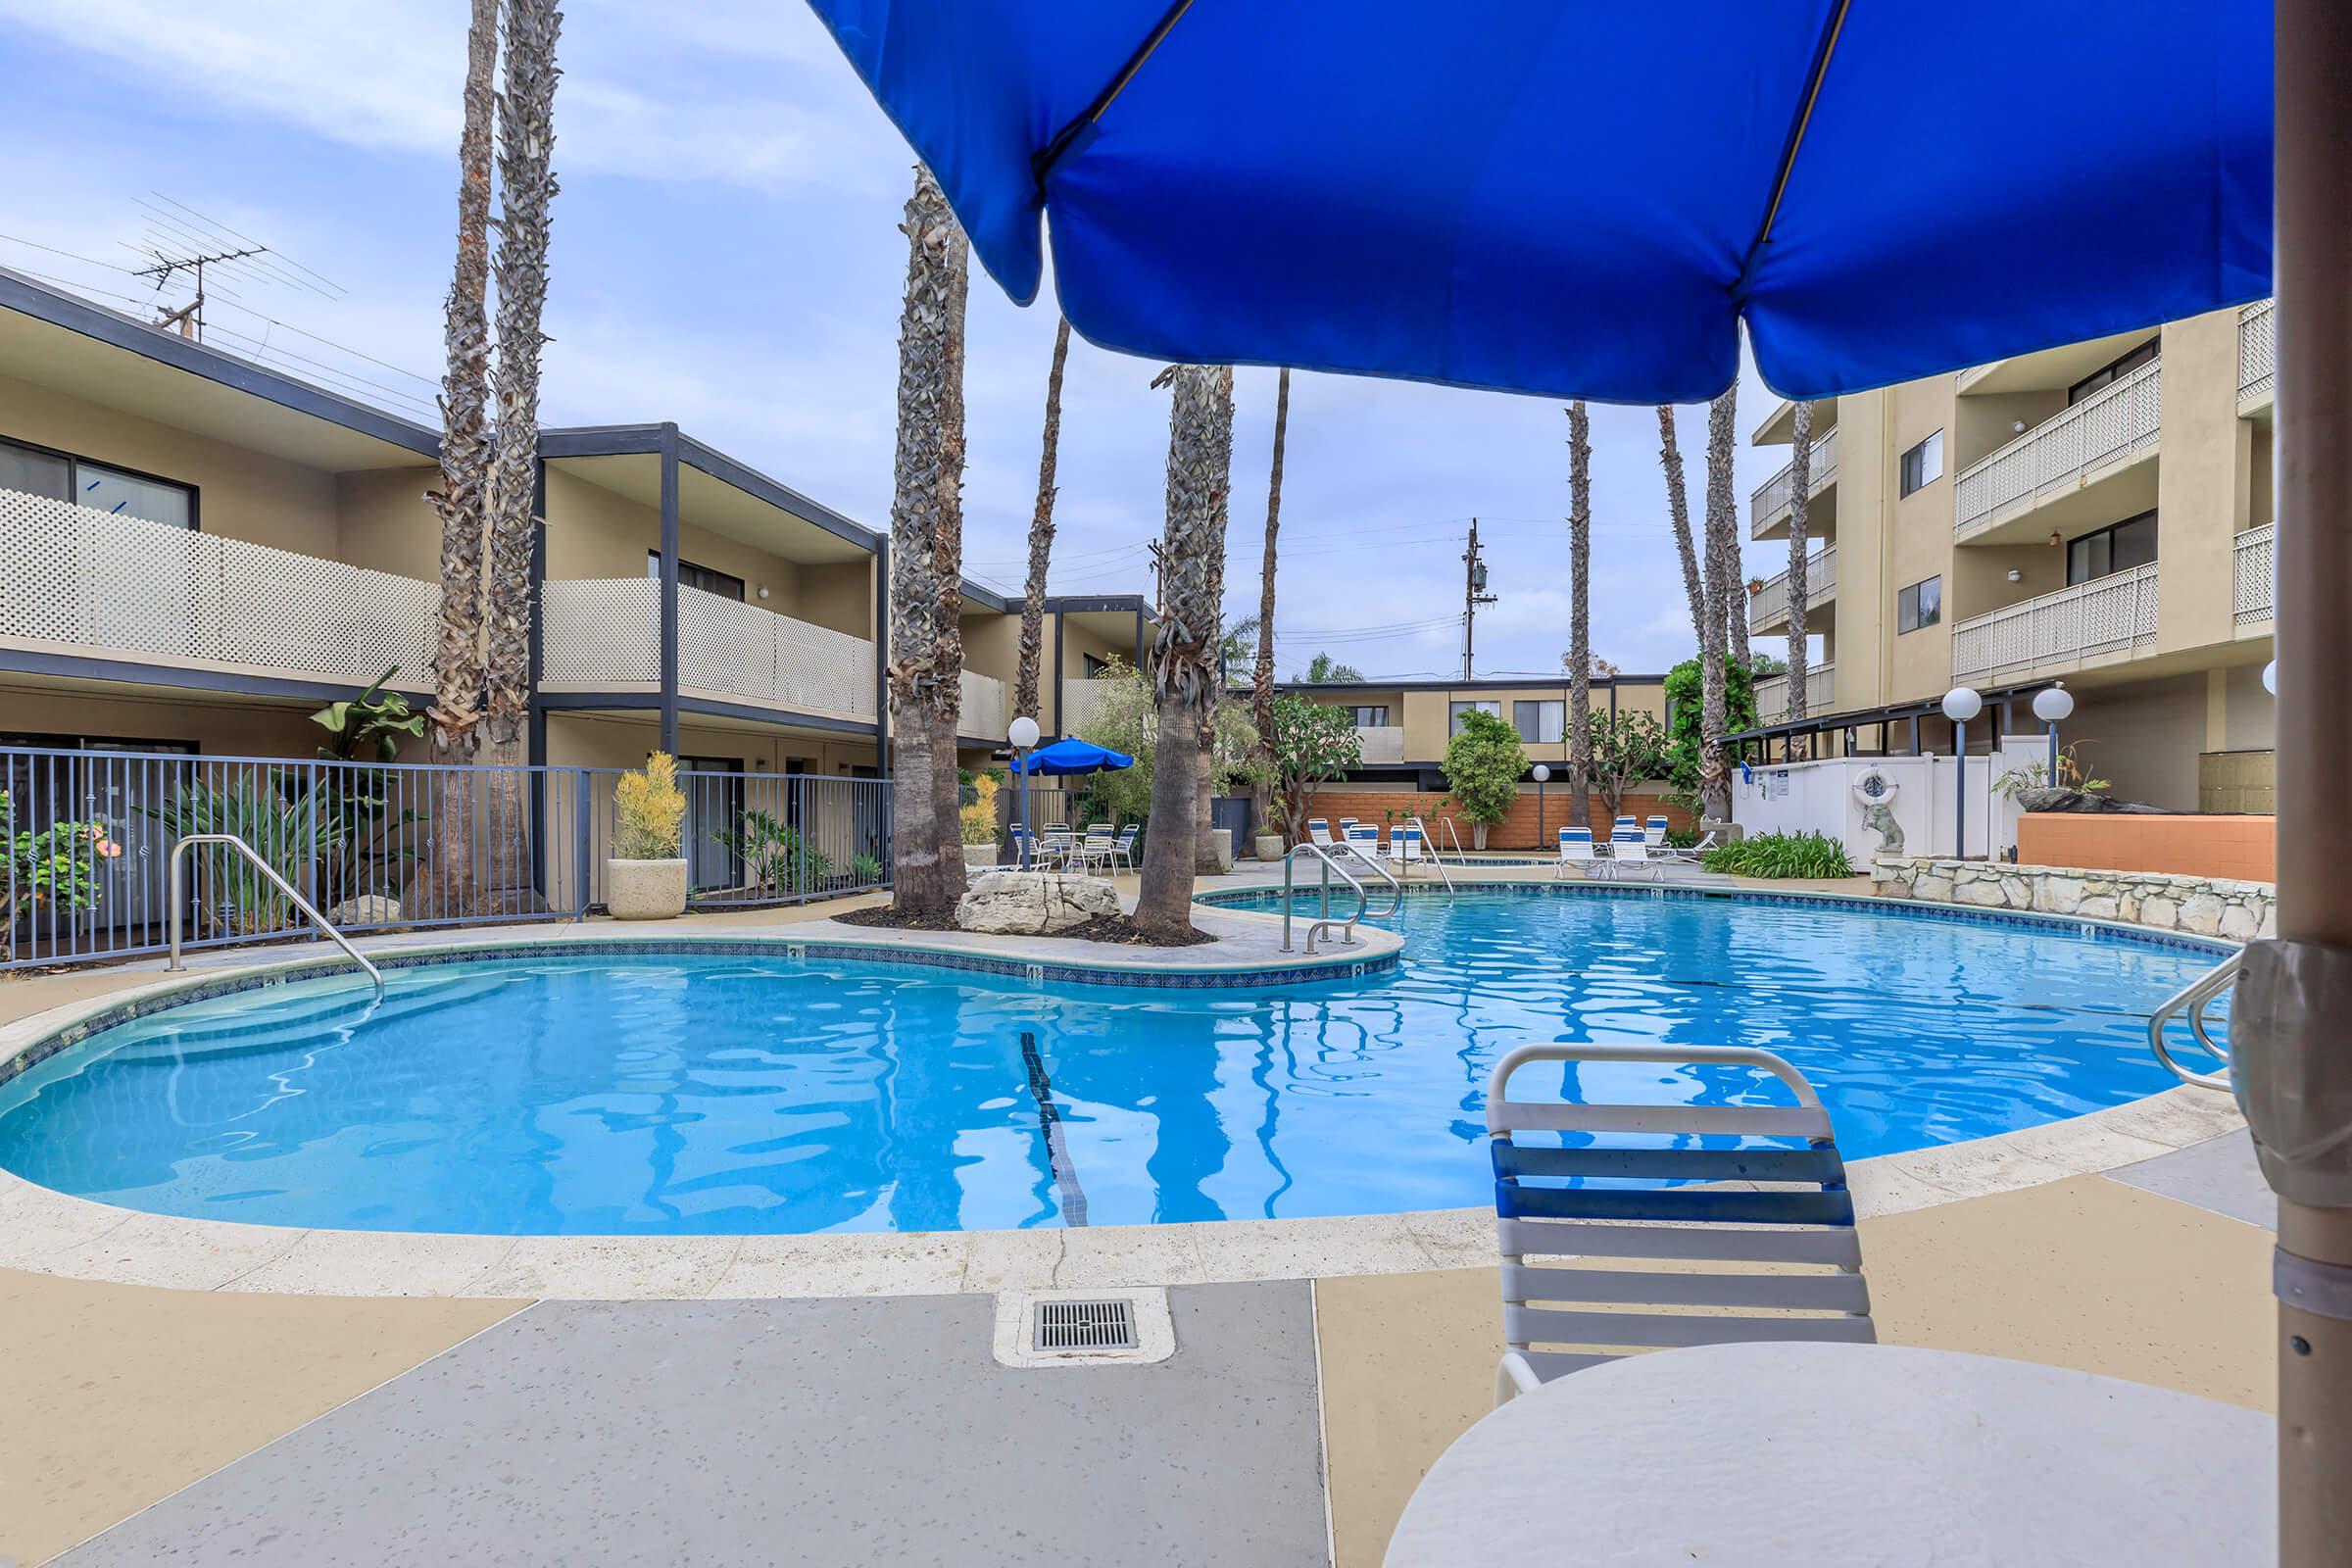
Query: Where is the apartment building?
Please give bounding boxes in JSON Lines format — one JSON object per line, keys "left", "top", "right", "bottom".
{"left": 1743, "top": 301, "right": 2277, "bottom": 813}
{"left": 0, "top": 267, "right": 1146, "bottom": 788}
{"left": 1277, "top": 674, "right": 1670, "bottom": 784}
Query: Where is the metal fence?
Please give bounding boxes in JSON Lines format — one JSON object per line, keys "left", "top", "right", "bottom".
{"left": 2, "top": 746, "right": 891, "bottom": 971}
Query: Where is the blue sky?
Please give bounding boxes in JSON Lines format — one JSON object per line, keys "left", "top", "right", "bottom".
{"left": 1, "top": 0, "right": 1791, "bottom": 679}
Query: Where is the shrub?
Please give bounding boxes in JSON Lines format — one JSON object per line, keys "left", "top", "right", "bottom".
{"left": 959, "top": 773, "right": 1001, "bottom": 845}
{"left": 614, "top": 753, "right": 686, "bottom": 860}
{"left": 1662, "top": 655, "right": 1762, "bottom": 792}
{"left": 1442, "top": 709, "right": 1525, "bottom": 844}
{"left": 1699, "top": 829, "right": 1853, "bottom": 879}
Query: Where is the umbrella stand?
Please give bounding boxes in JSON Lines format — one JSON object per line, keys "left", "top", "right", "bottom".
{"left": 2258, "top": 5, "right": 2352, "bottom": 1562}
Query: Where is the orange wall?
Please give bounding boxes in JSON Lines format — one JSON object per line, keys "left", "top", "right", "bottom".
{"left": 1302, "top": 789, "right": 1693, "bottom": 849}
{"left": 2017, "top": 812, "right": 2276, "bottom": 883}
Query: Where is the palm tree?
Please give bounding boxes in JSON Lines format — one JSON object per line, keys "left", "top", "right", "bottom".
{"left": 884, "top": 167, "right": 972, "bottom": 913}
{"left": 1014, "top": 317, "right": 1071, "bottom": 727}
{"left": 1654, "top": 406, "right": 1706, "bottom": 638}
{"left": 480, "top": 0, "right": 562, "bottom": 909}
{"left": 1135, "top": 364, "right": 1233, "bottom": 937}
{"left": 1786, "top": 401, "right": 1812, "bottom": 722}
{"left": 419, "top": 0, "right": 498, "bottom": 919}
{"left": 1250, "top": 368, "right": 1290, "bottom": 843}
{"left": 1565, "top": 402, "right": 1592, "bottom": 830}
{"left": 1698, "top": 388, "right": 1740, "bottom": 821}
{"left": 1194, "top": 367, "right": 1236, "bottom": 877}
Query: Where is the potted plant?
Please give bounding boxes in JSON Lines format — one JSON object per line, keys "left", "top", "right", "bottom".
{"left": 1253, "top": 801, "right": 1287, "bottom": 863}
{"left": 959, "top": 772, "right": 1004, "bottom": 870}
{"left": 608, "top": 751, "right": 688, "bottom": 919}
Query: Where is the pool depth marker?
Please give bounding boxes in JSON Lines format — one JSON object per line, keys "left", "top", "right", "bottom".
{"left": 1019, "top": 1030, "right": 1090, "bottom": 1226}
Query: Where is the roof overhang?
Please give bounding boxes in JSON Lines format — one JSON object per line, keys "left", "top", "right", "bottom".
{"left": 539, "top": 425, "right": 877, "bottom": 565}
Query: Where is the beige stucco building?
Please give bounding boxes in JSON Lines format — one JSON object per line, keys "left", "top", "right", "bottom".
{"left": 1272, "top": 674, "right": 1670, "bottom": 789}
{"left": 1744, "top": 301, "right": 2277, "bottom": 813}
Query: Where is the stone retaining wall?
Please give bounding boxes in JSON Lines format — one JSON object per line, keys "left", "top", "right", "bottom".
{"left": 1871, "top": 856, "right": 2274, "bottom": 940}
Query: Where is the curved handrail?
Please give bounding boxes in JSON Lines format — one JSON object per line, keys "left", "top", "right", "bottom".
{"left": 1486, "top": 1041, "right": 1829, "bottom": 1131}
{"left": 1283, "top": 840, "right": 1371, "bottom": 955}
{"left": 1405, "top": 816, "right": 1457, "bottom": 898}
{"left": 2147, "top": 950, "right": 2239, "bottom": 1092}
{"left": 1330, "top": 839, "right": 1403, "bottom": 918}
{"left": 168, "top": 834, "right": 385, "bottom": 1002}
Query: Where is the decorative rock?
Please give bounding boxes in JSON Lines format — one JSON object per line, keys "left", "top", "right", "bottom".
{"left": 2139, "top": 896, "right": 2178, "bottom": 929}
{"left": 954, "top": 871, "right": 1120, "bottom": 935}
{"left": 2178, "top": 893, "right": 2225, "bottom": 937}
{"left": 1873, "top": 855, "right": 2270, "bottom": 941}
{"left": 2219, "top": 903, "right": 2260, "bottom": 941}
{"left": 325, "top": 894, "right": 400, "bottom": 925}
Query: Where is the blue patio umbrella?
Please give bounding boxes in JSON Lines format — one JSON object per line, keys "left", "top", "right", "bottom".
{"left": 1007, "top": 737, "right": 1136, "bottom": 776}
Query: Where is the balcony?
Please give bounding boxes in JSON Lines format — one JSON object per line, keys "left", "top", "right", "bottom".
{"left": 2234, "top": 521, "right": 2276, "bottom": 628}
{"left": 958, "top": 668, "right": 1007, "bottom": 740}
{"left": 542, "top": 578, "right": 878, "bottom": 722}
{"left": 1952, "top": 359, "right": 2161, "bottom": 540}
{"left": 1754, "top": 663, "right": 1834, "bottom": 725}
{"left": 1748, "top": 545, "right": 1836, "bottom": 632}
{"left": 1748, "top": 424, "right": 1838, "bottom": 539}
{"left": 1356, "top": 724, "right": 1405, "bottom": 764}
{"left": 2238, "top": 300, "right": 2275, "bottom": 415}
{"left": 1059, "top": 676, "right": 1117, "bottom": 737}
{"left": 1950, "top": 564, "right": 2159, "bottom": 683}
{"left": 0, "top": 485, "right": 436, "bottom": 686}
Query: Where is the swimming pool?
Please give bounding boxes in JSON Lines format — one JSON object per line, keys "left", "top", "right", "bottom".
{"left": 0, "top": 888, "right": 2223, "bottom": 1237}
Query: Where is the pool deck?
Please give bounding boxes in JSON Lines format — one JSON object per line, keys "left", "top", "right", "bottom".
{"left": 0, "top": 866, "right": 2274, "bottom": 1565}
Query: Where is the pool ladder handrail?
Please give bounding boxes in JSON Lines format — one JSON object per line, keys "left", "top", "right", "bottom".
{"left": 1282, "top": 840, "right": 1399, "bottom": 955}
{"left": 168, "top": 833, "right": 385, "bottom": 1002}
{"left": 2147, "top": 948, "right": 2238, "bottom": 1093}
{"left": 1405, "top": 815, "right": 1458, "bottom": 899}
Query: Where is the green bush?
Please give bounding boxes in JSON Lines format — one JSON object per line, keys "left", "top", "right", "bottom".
{"left": 1698, "top": 830, "right": 1853, "bottom": 879}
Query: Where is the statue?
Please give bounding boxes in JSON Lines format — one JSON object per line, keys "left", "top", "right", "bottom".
{"left": 1852, "top": 767, "right": 1905, "bottom": 857}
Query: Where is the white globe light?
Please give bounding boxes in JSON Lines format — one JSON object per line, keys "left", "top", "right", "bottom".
{"left": 1007, "top": 715, "right": 1041, "bottom": 750}
{"left": 2032, "top": 685, "right": 2075, "bottom": 723}
{"left": 1532, "top": 764, "right": 1550, "bottom": 782}
{"left": 1940, "top": 686, "right": 1983, "bottom": 724}
{"left": 2263, "top": 662, "right": 2278, "bottom": 695}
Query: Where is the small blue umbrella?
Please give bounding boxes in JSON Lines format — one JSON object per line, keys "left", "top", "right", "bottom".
{"left": 1008, "top": 737, "right": 1136, "bottom": 776}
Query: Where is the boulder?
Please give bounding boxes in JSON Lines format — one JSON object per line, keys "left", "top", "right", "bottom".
{"left": 326, "top": 894, "right": 400, "bottom": 926}
{"left": 955, "top": 871, "right": 1121, "bottom": 936}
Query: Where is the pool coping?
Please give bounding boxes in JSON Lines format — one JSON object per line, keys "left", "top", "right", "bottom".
{"left": 0, "top": 877, "right": 2244, "bottom": 1300}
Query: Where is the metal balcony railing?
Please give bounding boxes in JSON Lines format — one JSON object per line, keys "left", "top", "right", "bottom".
{"left": 1753, "top": 663, "right": 1835, "bottom": 724}
{"left": 1953, "top": 359, "right": 2162, "bottom": 534}
{"left": 1748, "top": 545, "right": 1837, "bottom": 629}
{"left": 1950, "top": 563, "right": 2160, "bottom": 682}
{"left": 541, "top": 578, "right": 878, "bottom": 721}
{"left": 2234, "top": 522, "right": 2276, "bottom": 625}
{"left": 2238, "top": 300, "right": 2276, "bottom": 405}
{"left": 1748, "top": 424, "right": 1839, "bottom": 536}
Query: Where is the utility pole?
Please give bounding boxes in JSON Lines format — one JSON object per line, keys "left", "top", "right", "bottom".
{"left": 133, "top": 245, "right": 265, "bottom": 343}
{"left": 1461, "top": 516, "right": 1497, "bottom": 679}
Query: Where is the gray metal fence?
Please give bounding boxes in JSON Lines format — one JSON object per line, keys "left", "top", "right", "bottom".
{"left": 2, "top": 746, "right": 892, "bottom": 971}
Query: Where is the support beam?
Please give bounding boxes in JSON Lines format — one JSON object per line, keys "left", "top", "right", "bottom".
{"left": 657, "top": 421, "right": 681, "bottom": 757}
{"left": 873, "top": 537, "right": 891, "bottom": 770}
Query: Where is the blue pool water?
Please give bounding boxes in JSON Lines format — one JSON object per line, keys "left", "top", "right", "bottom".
{"left": 0, "top": 890, "right": 2223, "bottom": 1236}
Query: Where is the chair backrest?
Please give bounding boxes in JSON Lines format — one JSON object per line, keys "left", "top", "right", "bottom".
{"left": 1557, "top": 826, "right": 1594, "bottom": 861}
{"left": 1116, "top": 823, "right": 1140, "bottom": 844}
{"left": 1042, "top": 823, "right": 1074, "bottom": 845}
{"left": 1084, "top": 824, "right": 1115, "bottom": 850}
{"left": 1644, "top": 815, "right": 1671, "bottom": 847}
{"left": 1346, "top": 824, "right": 1381, "bottom": 855}
{"left": 1487, "top": 1043, "right": 1873, "bottom": 1389}
{"left": 1307, "top": 817, "right": 1333, "bottom": 846}
{"left": 1396, "top": 825, "right": 1424, "bottom": 860}
{"left": 1612, "top": 816, "right": 1650, "bottom": 861}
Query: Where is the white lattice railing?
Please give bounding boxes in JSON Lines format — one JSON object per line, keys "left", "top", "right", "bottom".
{"left": 1059, "top": 676, "right": 1119, "bottom": 737}
{"left": 1357, "top": 724, "right": 1406, "bottom": 763}
{"left": 1748, "top": 423, "right": 1839, "bottom": 536}
{"left": 0, "top": 485, "right": 437, "bottom": 683}
{"left": 959, "top": 668, "right": 1006, "bottom": 739}
{"left": 542, "top": 577, "right": 877, "bottom": 721}
{"left": 1951, "top": 563, "right": 2160, "bottom": 682}
{"left": 1748, "top": 544, "right": 1837, "bottom": 629}
{"left": 2234, "top": 521, "right": 2276, "bottom": 625}
{"left": 2239, "top": 300, "right": 2276, "bottom": 405}
{"left": 1753, "top": 662, "right": 1836, "bottom": 725}
{"left": 1953, "top": 359, "right": 2162, "bottom": 534}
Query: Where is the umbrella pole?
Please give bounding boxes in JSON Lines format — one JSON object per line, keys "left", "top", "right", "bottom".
{"left": 2264, "top": 5, "right": 2352, "bottom": 1562}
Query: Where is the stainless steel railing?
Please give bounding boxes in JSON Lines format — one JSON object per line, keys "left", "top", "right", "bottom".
{"left": 1406, "top": 816, "right": 1458, "bottom": 897}
{"left": 1283, "top": 840, "right": 1398, "bottom": 955}
{"left": 2147, "top": 949, "right": 2239, "bottom": 1092}
{"left": 169, "top": 833, "right": 384, "bottom": 1001}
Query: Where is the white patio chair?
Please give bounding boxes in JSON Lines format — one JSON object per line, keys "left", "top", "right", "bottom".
{"left": 1109, "top": 823, "right": 1141, "bottom": 871}
{"left": 1608, "top": 815, "right": 1662, "bottom": 882}
{"left": 1039, "top": 824, "right": 1077, "bottom": 871}
{"left": 1388, "top": 823, "right": 1426, "bottom": 877}
{"left": 1486, "top": 1042, "right": 1875, "bottom": 1404}
{"left": 1078, "top": 822, "right": 1117, "bottom": 875}
{"left": 1307, "top": 816, "right": 1335, "bottom": 848}
{"left": 1554, "top": 825, "right": 1598, "bottom": 880}
{"left": 1342, "top": 823, "right": 1382, "bottom": 867}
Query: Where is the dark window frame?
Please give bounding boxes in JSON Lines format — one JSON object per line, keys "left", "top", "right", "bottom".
{"left": 2065, "top": 510, "right": 2160, "bottom": 586}
{"left": 1348, "top": 705, "right": 1391, "bottom": 728}
{"left": 0, "top": 430, "right": 201, "bottom": 530}
{"left": 1897, "top": 575, "right": 1942, "bottom": 634}
{"left": 1448, "top": 699, "right": 1500, "bottom": 735}
{"left": 646, "top": 550, "right": 747, "bottom": 602}
{"left": 1512, "top": 698, "right": 1565, "bottom": 744}
{"left": 2067, "top": 338, "right": 2161, "bottom": 406}
{"left": 1898, "top": 430, "right": 1944, "bottom": 498}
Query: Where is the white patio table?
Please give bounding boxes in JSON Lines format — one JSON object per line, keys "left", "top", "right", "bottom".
{"left": 1385, "top": 1341, "right": 2272, "bottom": 1567}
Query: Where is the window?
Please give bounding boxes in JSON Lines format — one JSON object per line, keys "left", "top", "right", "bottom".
{"left": 646, "top": 552, "right": 747, "bottom": 601}
{"left": 2066, "top": 511, "right": 2159, "bottom": 585}
{"left": 1348, "top": 706, "right": 1390, "bottom": 728}
{"left": 1897, "top": 576, "right": 1941, "bottom": 633}
{"left": 1449, "top": 699, "right": 1500, "bottom": 735}
{"left": 1512, "top": 700, "right": 1565, "bottom": 744}
{"left": 1898, "top": 430, "right": 1944, "bottom": 497}
{"left": 2, "top": 435, "right": 195, "bottom": 528}
{"left": 1083, "top": 652, "right": 1111, "bottom": 677}
{"left": 2068, "top": 338, "right": 2159, "bottom": 406}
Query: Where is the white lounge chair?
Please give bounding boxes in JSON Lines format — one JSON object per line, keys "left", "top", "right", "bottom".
{"left": 1306, "top": 816, "right": 1335, "bottom": 848}
{"left": 1388, "top": 823, "right": 1426, "bottom": 876}
{"left": 1342, "top": 823, "right": 1382, "bottom": 867}
{"left": 1609, "top": 815, "right": 1662, "bottom": 881}
{"left": 1486, "top": 1042, "right": 1875, "bottom": 1404}
{"left": 1554, "top": 825, "right": 1597, "bottom": 879}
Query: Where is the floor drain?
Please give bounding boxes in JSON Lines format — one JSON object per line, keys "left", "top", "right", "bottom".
{"left": 1034, "top": 1298, "right": 1138, "bottom": 1353}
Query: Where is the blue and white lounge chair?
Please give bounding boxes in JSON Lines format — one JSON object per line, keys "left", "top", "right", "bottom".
{"left": 1554, "top": 825, "right": 1596, "bottom": 880}
{"left": 1387, "top": 823, "right": 1426, "bottom": 875}
{"left": 1486, "top": 1042, "right": 1875, "bottom": 1404}
{"left": 1306, "top": 817, "right": 1335, "bottom": 848}
{"left": 1343, "top": 822, "right": 1382, "bottom": 865}
{"left": 1609, "top": 815, "right": 1661, "bottom": 881}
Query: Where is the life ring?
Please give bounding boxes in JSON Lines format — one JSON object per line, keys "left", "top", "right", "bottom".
{"left": 1851, "top": 766, "right": 1899, "bottom": 808}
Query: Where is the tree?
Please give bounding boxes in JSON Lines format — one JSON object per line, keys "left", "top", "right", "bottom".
{"left": 1697, "top": 389, "right": 1740, "bottom": 820}
{"left": 884, "top": 167, "right": 972, "bottom": 914}
{"left": 1654, "top": 406, "right": 1707, "bottom": 640}
{"left": 1013, "top": 317, "right": 1071, "bottom": 726}
{"left": 1192, "top": 369, "right": 1237, "bottom": 877}
{"left": 1586, "top": 710, "right": 1669, "bottom": 824}
{"left": 1441, "top": 707, "right": 1526, "bottom": 851}
{"left": 1135, "top": 365, "right": 1234, "bottom": 938}
{"left": 1267, "top": 694, "right": 1360, "bottom": 845}
{"left": 1787, "top": 400, "right": 1813, "bottom": 721}
{"left": 1562, "top": 650, "right": 1621, "bottom": 679}
{"left": 1250, "top": 368, "right": 1291, "bottom": 847}
{"left": 1662, "top": 655, "right": 1760, "bottom": 794}
{"left": 1749, "top": 650, "right": 1788, "bottom": 677}
{"left": 1072, "top": 656, "right": 1259, "bottom": 830}
{"left": 1297, "top": 652, "right": 1366, "bottom": 683}
{"left": 418, "top": 0, "right": 499, "bottom": 918}
{"left": 1564, "top": 401, "right": 1592, "bottom": 830}
{"left": 1711, "top": 392, "right": 1748, "bottom": 673}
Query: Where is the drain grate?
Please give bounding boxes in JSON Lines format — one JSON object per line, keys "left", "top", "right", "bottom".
{"left": 1033, "top": 1298, "right": 1139, "bottom": 1352}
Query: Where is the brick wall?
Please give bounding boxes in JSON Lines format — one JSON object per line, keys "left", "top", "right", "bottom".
{"left": 2016, "top": 812, "right": 2276, "bottom": 882}
{"left": 1299, "top": 788, "right": 1692, "bottom": 851}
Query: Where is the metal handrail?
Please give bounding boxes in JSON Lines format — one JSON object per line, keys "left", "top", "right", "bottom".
{"left": 169, "top": 833, "right": 384, "bottom": 1001}
{"left": 1283, "top": 841, "right": 1371, "bottom": 955}
{"left": 1331, "top": 839, "right": 1404, "bottom": 919}
{"left": 1406, "top": 816, "right": 1458, "bottom": 897}
{"left": 2147, "top": 949, "right": 2239, "bottom": 1092}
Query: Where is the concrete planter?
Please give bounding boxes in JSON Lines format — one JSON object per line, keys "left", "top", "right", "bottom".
{"left": 1252, "top": 834, "right": 1285, "bottom": 862}
{"left": 1209, "top": 828, "right": 1234, "bottom": 873}
{"left": 962, "top": 844, "right": 1001, "bottom": 871}
{"left": 606, "top": 858, "right": 688, "bottom": 920}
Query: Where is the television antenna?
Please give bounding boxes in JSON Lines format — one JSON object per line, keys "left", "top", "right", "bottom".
{"left": 131, "top": 243, "right": 267, "bottom": 342}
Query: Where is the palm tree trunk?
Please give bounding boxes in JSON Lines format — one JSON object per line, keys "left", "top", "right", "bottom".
{"left": 1250, "top": 368, "right": 1290, "bottom": 843}
{"left": 1195, "top": 368, "right": 1235, "bottom": 877}
{"left": 1565, "top": 402, "right": 1592, "bottom": 830}
{"left": 885, "top": 167, "right": 972, "bottom": 914}
{"left": 421, "top": 0, "right": 498, "bottom": 921}
{"left": 1136, "top": 365, "right": 1234, "bottom": 936}
{"left": 1656, "top": 406, "right": 1706, "bottom": 639}
{"left": 1014, "top": 318, "right": 1071, "bottom": 726}
{"left": 1787, "top": 401, "right": 1812, "bottom": 725}
{"left": 481, "top": 0, "right": 562, "bottom": 912}
{"left": 1698, "top": 389, "right": 1740, "bottom": 821}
